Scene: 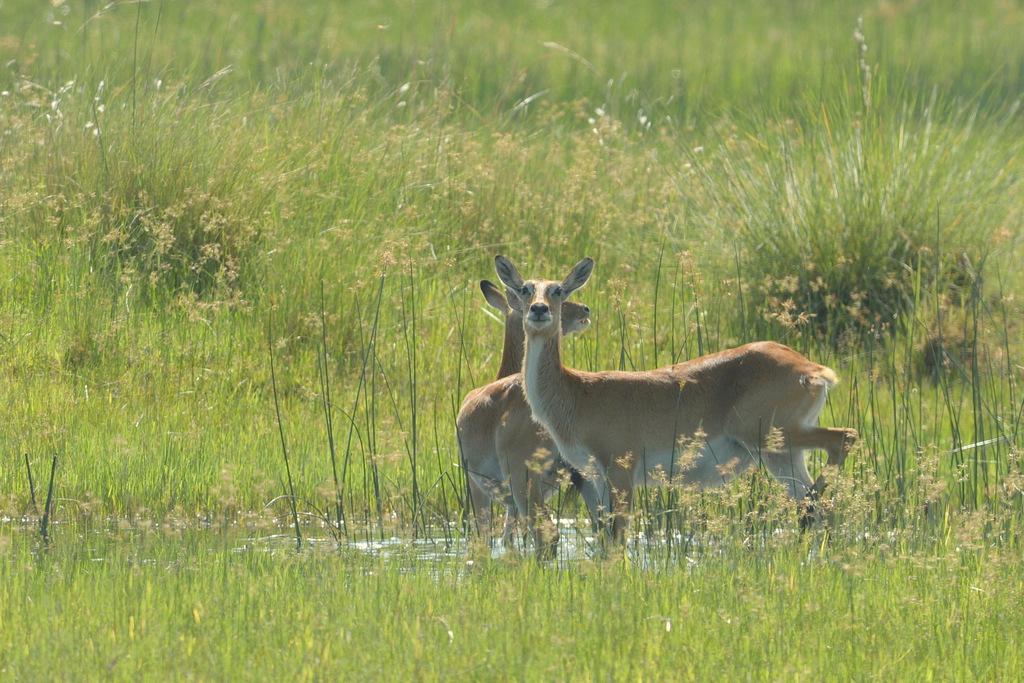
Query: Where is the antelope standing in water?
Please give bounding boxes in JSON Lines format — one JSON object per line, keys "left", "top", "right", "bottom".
{"left": 457, "top": 280, "right": 599, "bottom": 556}
{"left": 495, "top": 255, "right": 857, "bottom": 543}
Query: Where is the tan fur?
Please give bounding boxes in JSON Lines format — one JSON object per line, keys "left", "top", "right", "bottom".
{"left": 456, "top": 280, "right": 596, "bottom": 556}
{"left": 496, "top": 255, "right": 858, "bottom": 544}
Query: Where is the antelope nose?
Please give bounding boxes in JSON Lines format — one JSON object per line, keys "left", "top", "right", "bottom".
{"left": 530, "top": 303, "right": 549, "bottom": 316}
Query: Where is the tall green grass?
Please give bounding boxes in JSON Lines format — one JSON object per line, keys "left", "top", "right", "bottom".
{"left": 2, "top": 524, "right": 1023, "bottom": 680}
{"left": 676, "top": 69, "right": 1021, "bottom": 346}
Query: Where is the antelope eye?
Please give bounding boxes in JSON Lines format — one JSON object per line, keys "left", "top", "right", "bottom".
{"left": 551, "top": 286, "right": 563, "bottom": 297}
{"left": 520, "top": 285, "right": 531, "bottom": 296}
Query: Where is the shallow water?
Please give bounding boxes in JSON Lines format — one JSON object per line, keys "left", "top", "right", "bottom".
{"left": 1, "top": 513, "right": 813, "bottom": 573}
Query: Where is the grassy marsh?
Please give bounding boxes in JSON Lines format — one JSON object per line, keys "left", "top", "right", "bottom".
{"left": 3, "top": 523, "right": 1023, "bottom": 680}
{"left": 2, "top": 0, "right": 1024, "bottom": 679}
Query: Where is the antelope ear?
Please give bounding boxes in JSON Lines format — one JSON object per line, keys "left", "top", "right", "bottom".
{"left": 479, "top": 280, "right": 509, "bottom": 313}
{"left": 503, "top": 286, "right": 525, "bottom": 314}
{"left": 560, "top": 257, "right": 594, "bottom": 298}
{"left": 494, "top": 255, "right": 525, "bottom": 292}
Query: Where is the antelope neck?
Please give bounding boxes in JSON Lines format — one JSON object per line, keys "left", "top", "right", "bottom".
{"left": 522, "top": 329, "right": 573, "bottom": 434}
{"left": 495, "top": 313, "right": 526, "bottom": 380}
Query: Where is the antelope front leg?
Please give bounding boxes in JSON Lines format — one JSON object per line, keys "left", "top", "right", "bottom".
{"left": 606, "top": 463, "right": 636, "bottom": 545}
{"left": 575, "top": 473, "right": 611, "bottom": 537}
{"left": 507, "top": 460, "right": 559, "bottom": 558}
{"left": 468, "top": 478, "right": 496, "bottom": 541}
{"left": 526, "top": 476, "right": 559, "bottom": 559}
{"left": 500, "top": 506, "right": 520, "bottom": 549}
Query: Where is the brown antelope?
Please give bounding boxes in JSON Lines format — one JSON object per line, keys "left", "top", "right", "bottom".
{"left": 457, "top": 280, "right": 600, "bottom": 555}
{"left": 495, "top": 255, "right": 858, "bottom": 543}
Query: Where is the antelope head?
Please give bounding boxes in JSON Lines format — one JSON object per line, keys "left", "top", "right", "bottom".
{"left": 494, "top": 255, "right": 594, "bottom": 340}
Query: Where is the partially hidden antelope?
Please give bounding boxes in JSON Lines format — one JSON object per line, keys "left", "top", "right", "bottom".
{"left": 495, "top": 255, "right": 858, "bottom": 543}
{"left": 457, "top": 280, "right": 601, "bottom": 556}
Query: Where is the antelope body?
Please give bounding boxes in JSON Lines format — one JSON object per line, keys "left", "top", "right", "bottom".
{"left": 457, "top": 280, "right": 598, "bottom": 555}
{"left": 495, "top": 255, "right": 858, "bottom": 542}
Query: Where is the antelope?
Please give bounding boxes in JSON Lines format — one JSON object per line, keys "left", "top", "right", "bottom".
{"left": 457, "top": 280, "right": 600, "bottom": 555}
{"left": 495, "top": 255, "right": 858, "bottom": 543}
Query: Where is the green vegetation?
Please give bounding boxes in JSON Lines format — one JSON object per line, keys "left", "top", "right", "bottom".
{"left": 2, "top": 0, "right": 1023, "bottom": 679}
{"left": 3, "top": 525, "right": 1023, "bottom": 680}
